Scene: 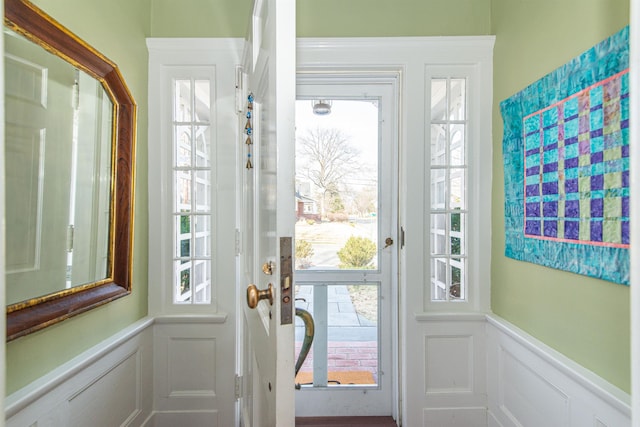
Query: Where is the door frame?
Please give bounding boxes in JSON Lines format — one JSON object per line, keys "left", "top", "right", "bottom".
{"left": 293, "top": 76, "right": 400, "bottom": 418}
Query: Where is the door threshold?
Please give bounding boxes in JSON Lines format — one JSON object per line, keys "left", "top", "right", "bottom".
{"left": 295, "top": 416, "right": 397, "bottom": 427}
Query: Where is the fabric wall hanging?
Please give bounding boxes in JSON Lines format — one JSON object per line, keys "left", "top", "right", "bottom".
{"left": 500, "top": 26, "right": 629, "bottom": 285}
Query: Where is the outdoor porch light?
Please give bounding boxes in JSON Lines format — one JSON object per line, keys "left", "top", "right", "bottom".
{"left": 312, "top": 99, "right": 332, "bottom": 115}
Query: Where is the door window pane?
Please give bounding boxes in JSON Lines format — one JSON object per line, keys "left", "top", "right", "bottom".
{"left": 294, "top": 99, "right": 379, "bottom": 271}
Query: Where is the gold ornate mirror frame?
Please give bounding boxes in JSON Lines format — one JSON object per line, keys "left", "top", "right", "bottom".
{"left": 5, "top": 0, "right": 136, "bottom": 341}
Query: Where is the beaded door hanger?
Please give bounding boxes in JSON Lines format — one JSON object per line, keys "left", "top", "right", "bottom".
{"left": 244, "top": 93, "right": 254, "bottom": 169}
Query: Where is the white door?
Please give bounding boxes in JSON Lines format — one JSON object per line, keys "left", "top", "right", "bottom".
{"left": 293, "top": 80, "right": 399, "bottom": 417}
{"left": 238, "top": 0, "right": 296, "bottom": 426}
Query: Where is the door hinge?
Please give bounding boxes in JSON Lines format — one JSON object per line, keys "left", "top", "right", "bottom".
{"left": 66, "top": 224, "right": 74, "bottom": 252}
{"left": 400, "top": 226, "right": 405, "bottom": 249}
{"left": 235, "top": 66, "right": 244, "bottom": 113}
{"left": 235, "top": 374, "right": 243, "bottom": 400}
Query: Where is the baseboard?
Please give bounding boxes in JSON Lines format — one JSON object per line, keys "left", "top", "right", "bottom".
{"left": 142, "top": 411, "right": 219, "bottom": 427}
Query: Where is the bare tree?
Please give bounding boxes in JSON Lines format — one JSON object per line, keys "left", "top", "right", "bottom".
{"left": 297, "top": 127, "right": 360, "bottom": 217}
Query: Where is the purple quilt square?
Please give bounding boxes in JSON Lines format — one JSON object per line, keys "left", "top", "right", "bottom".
{"left": 622, "top": 196, "right": 629, "bottom": 217}
{"left": 526, "top": 165, "right": 540, "bottom": 176}
{"left": 622, "top": 144, "right": 630, "bottom": 158}
{"left": 622, "top": 220, "right": 630, "bottom": 244}
{"left": 542, "top": 182, "right": 558, "bottom": 195}
{"left": 543, "top": 162, "right": 558, "bottom": 173}
{"left": 564, "top": 220, "right": 580, "bottom": 240}
{"left": 590, "top": 151, "right": 603, "bottom": 164}
{"left": 579, "top": 139, "right": 591, "bottom": 155}
{"left": 604, "top": 78, "right": 621, "bottom": 102}
{"left": 565, "top": 178, "right": 578, "bottom": 193}
{"left": 526, "top": 202, "right": 541, "bottom": 218}
{"left": 621, "top": 118, "right": 629, "bottom": 130}
{"left": 590, "top": 221, "right": 603, "bottom": 242}
{"left": 543, "top": 201, "right": 558, "bottom": 217}
{"left": 543, "top": 220, "right": 558, "bottom": 237}
{"left": 591, "top": 174, "right": 604, "bottom": 190}
{"left": 565, "top": 136, "right": 579, "bottom": 145}
{"left": 526, "top": 184, "right": 540, "bottom": 197}
{"left": 526, "top": 147, "right": 540, "bottom": 157}
{"left": 623, "top": 170, "right": 629, "bottom": 187}
{"left": 579, "top": 115, "right": 590, "bottom": 134}
{"left": 565, "top": 199, "right": 580, "bottom": 218}
{"left": 525, "top": 220, "right": 541, "bottom": 236}
{"left": 591, "top": 198, "right": 604, "bottom": 218}
{"left": 565, "top": 157, "right": 579, "bottom": 169}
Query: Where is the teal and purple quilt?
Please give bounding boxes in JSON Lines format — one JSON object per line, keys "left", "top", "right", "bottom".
{"left": 501, "top": 26, "right": 629, "bottom": 285}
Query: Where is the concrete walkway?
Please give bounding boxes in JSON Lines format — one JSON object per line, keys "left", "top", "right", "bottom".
{"left": 294, "top": 285, "right": 377, "bottom": 341}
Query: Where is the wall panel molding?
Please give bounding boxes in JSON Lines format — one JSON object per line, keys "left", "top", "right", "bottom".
{"left": 487, "top": 315, "right": 631, "bottom": 427}
{"left": 4, "top": 313, "right": 631, "bottom": 427}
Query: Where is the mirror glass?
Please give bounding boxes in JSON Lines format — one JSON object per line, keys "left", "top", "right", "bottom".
{"left": 5, "top": 27, "right": 113, "bottom": 305}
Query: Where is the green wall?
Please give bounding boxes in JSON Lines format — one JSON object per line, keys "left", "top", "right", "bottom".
{"left": 490, "top": 0, "right": 630, "bottom": 392}
{"left": 150, "top": 0, "right": 251, "bottom": 38}
{"left": 149, "top": 0, "right": 492, "bottom": 38}
{"left": 296, "top": 0, "right": 491, "bottom": 37}
{"left": 6, "top": 0, "right": 151, "bottom": 394}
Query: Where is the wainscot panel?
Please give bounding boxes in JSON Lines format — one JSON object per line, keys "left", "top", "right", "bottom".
{"left": 487, "top": 315, "right": 631, "bottom": 427}
{"left": 6, "top": 318, "right": 154, "bottom": 427}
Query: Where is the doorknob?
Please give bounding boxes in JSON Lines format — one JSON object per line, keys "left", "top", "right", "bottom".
{"left": 247, "top": 283, "right": 274, "bottom": 309}
{"left": 384, "top": 237, "right": 393, "bottom": 248}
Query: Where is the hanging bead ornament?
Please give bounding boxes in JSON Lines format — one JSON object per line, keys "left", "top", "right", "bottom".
{"left": 245, "top": 93, "right": 254, "bottom": 169}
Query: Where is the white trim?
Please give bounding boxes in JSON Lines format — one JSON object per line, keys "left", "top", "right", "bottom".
{"left": 5, "top": 313, "right": 629, "bottom": 427}
{"left": 153, "top": 314, "right": 228, "bottom": 324}
{"left": 297, "top": 36, "right": 495, "bottom": 426}
{"left": 414, "top": 312, "right": 488, "bottom": 322}
{"left": 147, "top": 38, "right": 242, "bottom": 315}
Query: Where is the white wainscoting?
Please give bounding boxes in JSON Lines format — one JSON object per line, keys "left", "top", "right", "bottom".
{"left": 405, "top": 313, "right": 488, "bottom": 427}
{"left": 487, "top": 315, "right": 631, "bottom": 427}
{"left": 5, "top": 318, "right": 154, "bottom": 427}
{"left": 5, "top": 313, "right": 631, "bottom": 427}
{"left": 5, "top": 315, "right": 236, "bottom": 427}
{"left": 151, "top": 315, "right": 235, "bottom": 427}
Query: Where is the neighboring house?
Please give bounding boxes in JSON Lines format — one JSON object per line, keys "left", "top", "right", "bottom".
{"left": 295, "top": 190, "right": 320, "bottom": 222}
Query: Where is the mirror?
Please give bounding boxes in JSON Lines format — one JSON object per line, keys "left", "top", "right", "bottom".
{"left": 5, "top": 0, "right": 136, "bottom": 341}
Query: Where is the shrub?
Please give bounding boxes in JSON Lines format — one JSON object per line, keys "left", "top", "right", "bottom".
{"left": 295, "top": 239, "right": 314, "bottom": 269}
{"left": 326, "top": 212, "right": 348, "bottom": 222}
{"left": 337, "top": 236, "right": 376, "bottom": 269}
{"left": 296, "top": 239, "right": 314, "bottom": 259}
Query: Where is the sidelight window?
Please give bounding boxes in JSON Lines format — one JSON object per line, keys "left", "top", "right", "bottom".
{"left": 429, "top": 78, "right": 468, "bottom": 302}
{"left": 172, "top": 79, "right": 212, "bottom": 304}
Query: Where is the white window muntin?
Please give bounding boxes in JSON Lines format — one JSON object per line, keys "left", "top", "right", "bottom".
{"left": 172, "top": 76, "right": 214, "bottom": 305}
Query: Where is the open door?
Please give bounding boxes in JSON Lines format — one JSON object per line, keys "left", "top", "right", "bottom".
{"left": 238, "top": 0, "right": 296, "bottom": 425}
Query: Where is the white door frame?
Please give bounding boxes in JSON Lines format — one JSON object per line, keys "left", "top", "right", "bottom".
{"left": 293, "top": 76, "right": 400, "bottom": 418}
{"left": 297, "top": 36, "right": 494, "bottom": 426}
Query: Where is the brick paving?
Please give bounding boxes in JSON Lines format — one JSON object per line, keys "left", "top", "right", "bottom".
{"left": 295, "top": 284, "right": 378, "bottom": 385}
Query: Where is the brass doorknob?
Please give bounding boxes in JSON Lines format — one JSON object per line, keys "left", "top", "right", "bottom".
{"left": 247, "top": 283, "right": 274, "bottom": 309}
